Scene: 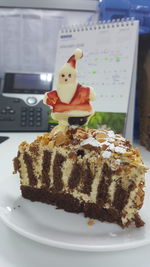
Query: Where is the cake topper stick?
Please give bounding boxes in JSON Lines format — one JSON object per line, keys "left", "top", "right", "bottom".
{"left": 44, "top": 48, "right": 96, "bottom": 128}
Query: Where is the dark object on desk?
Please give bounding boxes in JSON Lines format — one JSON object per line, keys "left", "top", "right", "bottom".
{"left": 0, "top": 136, "right": 9, "bottom": 143}
{"left": 0, "top": 72, "right": 53, "bottom": 132}
{"left": 137, "top": 34, "right": 150, "bottom": 150}
{"left": 0, "top": 95, "right": 50, "bottom": 132}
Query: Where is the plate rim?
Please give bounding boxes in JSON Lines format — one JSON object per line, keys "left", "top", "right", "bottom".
{"left": 0, "top": 173, "right": 150, "bottom": 252}
{"left": 0, "top": 207, "right": 150, "bottom": 252}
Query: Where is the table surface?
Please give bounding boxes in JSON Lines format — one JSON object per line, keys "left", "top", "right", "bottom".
{"left": 0, "top": 132, "right": 150, "bottom": 267}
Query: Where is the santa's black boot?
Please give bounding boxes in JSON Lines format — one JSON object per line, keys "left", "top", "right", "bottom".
{"left": 68, "top": 116, "right": 89, "bottom": 126}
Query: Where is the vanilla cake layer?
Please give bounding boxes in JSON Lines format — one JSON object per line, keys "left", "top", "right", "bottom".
{"left": 13, "top": 127, "right": 147, "bottom": 228}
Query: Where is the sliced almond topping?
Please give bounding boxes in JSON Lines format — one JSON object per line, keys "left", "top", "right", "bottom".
{"left": 136, "top": 195, "right": 142, "bottom": 207}
{"left": 136, "top": 188, "right": 145, "bottom": 208}
{"left": 138, "top": 187, "right": 145, "bottom": 198}
{"left": 47, "top": 140, "right": 54, "bottom": 149}
{"left": 19, "top": 141, "right": 28, "bottom": 147}
{"left": 96, "top": 138, "right": 106, "bottom": 143}
{"left": 75, "top": 129, "right": 88, "bottom": 139}
{"left": 55, "top": 131, "right": 68, "bottom": 146}
{"left": 95, "top": 132, "right": 108, "bottom": 140}
{"left": 139, "top": 182, "right": 145, "bottom": 188}
{"left": 123, "top": 152, "right": 133, "bottom": 156}
{"left": 42, "top": 137, "right": 50, "bottom": 145}
{"left": 87, "top": 219, "right": 95, "bottom": 226}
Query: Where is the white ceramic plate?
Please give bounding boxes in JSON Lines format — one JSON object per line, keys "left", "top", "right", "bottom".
{"left": 0, "top": 173, "right": 150, "bottom": 252}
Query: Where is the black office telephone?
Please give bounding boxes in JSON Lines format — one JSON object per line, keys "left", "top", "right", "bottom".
{"left": 0, "top": 72, "right": 55, "bottom": 132}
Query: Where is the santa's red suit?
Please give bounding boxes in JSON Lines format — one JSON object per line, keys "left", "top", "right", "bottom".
{"left": 45, "top": 83, "right": 93, "bottom": 114}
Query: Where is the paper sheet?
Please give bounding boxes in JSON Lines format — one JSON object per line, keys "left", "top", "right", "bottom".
{"left": 0, "top": 8, "right": 95, "bottom": 74}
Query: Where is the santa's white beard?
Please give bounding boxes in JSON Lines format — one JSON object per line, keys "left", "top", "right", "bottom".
{"left": 57, "top": 82, "right": 78, "bottom": 104}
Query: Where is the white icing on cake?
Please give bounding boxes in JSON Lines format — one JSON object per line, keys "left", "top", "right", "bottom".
{"left": 107, "top": 131, "right": 116, "bottom": 138}
{"left": 115, "top": 159, "right": 121, "bottom": 164}
{"left": 95, "top": 130, "right": 107, "bottom": 134}
{"left": 80, "top": 131, "right": 127, "bottom": 155}
{"left": 107, "top": 143, "right": 115, "bottom": 151}
{"left": 107, "top": 137, "right": 115, "bottom": 142}
{"left": 80, "top": 137, "right": 101, "bottom": 147}
{"left": 114, "top": 146, "right": 126, "bottom": 154}
{"left": 102, "top": 151, "right": 112, "bottom": 158}
{"left": 99, "top": 141, "right": 111, "bottom": 147}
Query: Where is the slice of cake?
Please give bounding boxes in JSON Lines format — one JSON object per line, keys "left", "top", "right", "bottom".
{"left": 13, "top": 127, "right": 147, "bottom": 228}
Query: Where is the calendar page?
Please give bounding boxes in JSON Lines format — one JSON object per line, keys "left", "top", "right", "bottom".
{"left": 51, "top": 20, "right": 139, "bottom": 136}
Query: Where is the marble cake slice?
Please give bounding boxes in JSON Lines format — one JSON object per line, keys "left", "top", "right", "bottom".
{"left": 13, "top": 127, "right": 147, "bottom": 228}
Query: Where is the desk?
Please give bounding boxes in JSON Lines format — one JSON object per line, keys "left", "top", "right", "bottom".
{"left": 0, "top": 133, "right": 150, "bottom": 267}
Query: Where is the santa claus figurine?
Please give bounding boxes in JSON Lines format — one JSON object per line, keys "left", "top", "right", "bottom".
{"left": 43, "top": 48, "right": 96, "bottom": 127}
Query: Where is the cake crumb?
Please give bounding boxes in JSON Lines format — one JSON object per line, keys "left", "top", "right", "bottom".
{"left": 87, "top": 219, "right": 95, "bottom": 226}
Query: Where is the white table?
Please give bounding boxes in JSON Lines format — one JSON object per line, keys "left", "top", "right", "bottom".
{"left": 0, "top": 132, "right": 150, "bottom": 267}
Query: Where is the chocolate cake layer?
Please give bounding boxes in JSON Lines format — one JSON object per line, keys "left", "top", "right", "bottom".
{"left": 42, "top": 151, "right": 52, "bottom": 188}
{"left": 113, "top": 184, "right": 130, "bottom": 211}
{"left": 68, "top": 162, "right": 82, "bottom": 189}
{"left": 21, "top": 185, "right": 144, "bottom": 228}
{"left": 53, "top": 153, "right": 66, "bottom": 191}
{"left": 23, "top": 152, "right": 37, "bottom": 186}
{"left": 97, "top": 163, "right": 113, "bottom": 205}
{"left": 80, "top": 161, "right": 94, "bottom": 195}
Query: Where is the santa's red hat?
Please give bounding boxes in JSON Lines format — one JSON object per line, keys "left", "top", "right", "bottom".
{"left": 67, "top": 48, "right": 83, "bottom": 69}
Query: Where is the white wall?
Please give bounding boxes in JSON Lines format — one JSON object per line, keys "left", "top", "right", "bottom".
{"left": 0, "top": 6, "right": 98, "bottom": 74}
{"left": 0, "top": 0, "right": 98, "bottom": 11}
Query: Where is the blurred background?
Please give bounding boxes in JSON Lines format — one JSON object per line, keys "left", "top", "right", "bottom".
{"left": 0, "top": 0, "right": 150, "bottom": 151}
